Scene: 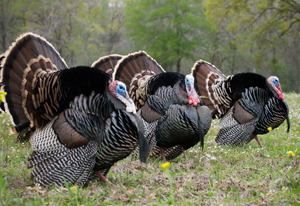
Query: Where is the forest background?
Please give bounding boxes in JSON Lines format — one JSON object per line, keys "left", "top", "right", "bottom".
{"left": 1, "top": 0, "right": 299, "bottom": 92}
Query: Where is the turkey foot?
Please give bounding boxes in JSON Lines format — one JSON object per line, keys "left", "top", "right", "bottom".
{"left": 160, "top": 148, "right": 166, "bottom": 162}
{"left": 94, "top": 171, "right": 114, "bottom": 185}
{"left": 254, "top": 135, "right": 263, "bottom": 148}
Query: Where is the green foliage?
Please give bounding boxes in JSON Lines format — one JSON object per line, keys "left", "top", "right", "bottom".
{"left": 1, "top": 0, "right": 299, "bottom": 92}
{"left": 203, "top": 0, "right": 300, "bottom": 92}
{"left": 0, "top": 0, "right": 128, "bottom": 67}
{"left": 125, "top": 0, "right": 213, "bottom": 73}
{"left": 204, "top": 0, "right": 300, "bottom": 43}
{"left": 0, "top": 149, "right": 11, "bottom": 206}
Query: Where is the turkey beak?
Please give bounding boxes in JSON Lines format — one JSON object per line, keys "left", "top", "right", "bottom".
{"left": 283, "top": 100, "right": 290, "bottom": 133}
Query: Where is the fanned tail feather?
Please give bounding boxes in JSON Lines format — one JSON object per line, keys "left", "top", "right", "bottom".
{"left": 92, "top": 54, "right": 123, "bottom": 78}
{"left": 191, "top": 60, "right": 226, "bottom": 117}
{"left": 113, "top": 51, "right": 165, "bottom": 109}
{"left": 1, "top": 33, "right": 68, "bottom": 132}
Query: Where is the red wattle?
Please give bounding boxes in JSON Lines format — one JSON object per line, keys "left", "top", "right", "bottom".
{"left": 188, "top": 96, "right": 193, "bottom": 105}
{"left": 188, "top": 96, "right": 200, "bottom": 106}
{"left": 276, "top": 86, "right": 284, "bottom": 100}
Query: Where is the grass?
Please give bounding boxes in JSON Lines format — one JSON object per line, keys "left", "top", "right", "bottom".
{"left": 0, "top": 92, "right": 299, "bottom": 205}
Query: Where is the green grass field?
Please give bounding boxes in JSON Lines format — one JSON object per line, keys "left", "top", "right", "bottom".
{"left": 0, "top": 93, "right": 299, "bottom": 205}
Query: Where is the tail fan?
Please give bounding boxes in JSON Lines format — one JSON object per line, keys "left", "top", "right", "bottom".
{"left": 191, "top": 60, "right": 226, "bottom": 117}
{"left": 91, "top": 54, "right": 122, "bottom": 78}
{"left": 1, "top": 32, "right": 68, "bottom": 130}
{"left": 113, "top": 51, "right": 165, "bottom": 109}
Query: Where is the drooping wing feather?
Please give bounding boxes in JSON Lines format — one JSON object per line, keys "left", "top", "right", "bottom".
{"left": 215, "top": 106, "right": 259, "bottom": 146}
{"left": 28, "top": 117, "right": 98, "bottom": 187}
{"left": 215, "top": 88, "right": 266, "bottom": 146}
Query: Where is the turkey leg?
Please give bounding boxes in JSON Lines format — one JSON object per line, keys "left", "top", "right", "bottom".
{"left": 94, "top": 171, "right": 109, "bottom": 184}
{"left": 254, "top": 135, "right": 263, "bottom": 148}
{"left": 160, "top": 148, "right": 166, "bottom": 162}
{"left": 181, "top": 146, "right": 187, "bottom": 160}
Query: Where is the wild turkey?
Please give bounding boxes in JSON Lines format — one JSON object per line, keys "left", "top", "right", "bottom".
{"left": 192, "top": 60, "right": 290, "bottom": 147}
{"left": 1, "top": 33, "right": 149, "bottom": 186}
{"left": 113, "top": 51, "right": 212, "bottom": 161}
{"left": 91, "top": 54, "right": 122, "bottom": 77}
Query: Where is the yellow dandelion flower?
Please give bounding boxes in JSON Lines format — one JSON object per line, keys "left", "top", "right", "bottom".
{"left": 287, "top": 151, "right": 296, "bottom": 156}
{"left": 161, "top": 162, "right": 170, "bottom": 170}
{"left": 0, "top": 92, "right": 7, "bottom": 103}
{"left": 70, "top": 185, "right": 78, "bottom": 191}
{"left": 267, "top": 127, "right": 273, "bottom": 131}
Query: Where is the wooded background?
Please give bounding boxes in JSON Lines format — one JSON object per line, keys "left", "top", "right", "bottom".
{"left": 1, "top": 0, "right": 299, "bottom": 92}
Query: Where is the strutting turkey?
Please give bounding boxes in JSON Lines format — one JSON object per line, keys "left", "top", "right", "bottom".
{"left": 113, "top": 51, "right": 212, "bottom": 161}
{"left": 91, "top": 54, "right": 122, "bottom": 77}
{"left": 0, "top": 33, "right": 149, "bottom": 186}
{"left": 192, "top": 60, "right": 290, "bottom": 147}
